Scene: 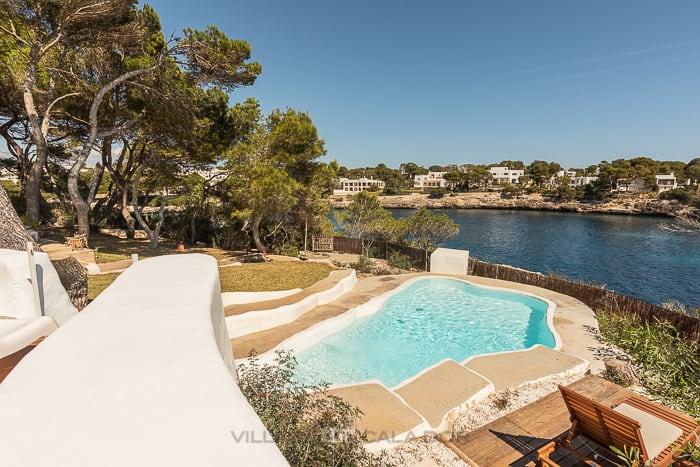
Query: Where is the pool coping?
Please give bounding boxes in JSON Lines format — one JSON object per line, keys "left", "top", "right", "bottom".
{"left": 231, "top": 271, "right": 604, "bottom": 449}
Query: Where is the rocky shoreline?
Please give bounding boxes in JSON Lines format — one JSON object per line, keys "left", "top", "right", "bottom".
{"left": 329, "top": 192, "right": 696, "bottom": 218}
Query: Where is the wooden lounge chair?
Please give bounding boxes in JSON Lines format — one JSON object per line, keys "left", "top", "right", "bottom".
{"left": 537, "top": 384, "right": 700, "bottom": 467}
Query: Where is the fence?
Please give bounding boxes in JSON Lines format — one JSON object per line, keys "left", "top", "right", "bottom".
{"left": 330, "top": 236, "right": 430, "bottom": 270}
{"left": 469, "top": 258, "right": 700, "bottom": 341}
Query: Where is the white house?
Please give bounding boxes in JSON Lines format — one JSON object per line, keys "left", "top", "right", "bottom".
{"left": 549, "top": 170, "right": 597, "bottom": 189}
{"left": 655, "top": 173, "right": 677, "bottom": 192}
{"left": 333, "top": 177, "right": 385, "bottom": 195}
{"left": 414, "top": 171, "right": 448, "bottom": 189}
{"left": 489, "top": 167, "right": 524, "bottom": 185}
{"left": 615, "top": 178, "right": 641, "bottom": 192}
{"left": 570, "top": 176, "right": 597, "bottom": 189}
{"left": 554, "top": 170, "right": 577, "bottom": 179}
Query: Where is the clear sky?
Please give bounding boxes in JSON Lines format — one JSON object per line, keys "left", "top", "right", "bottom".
{"left": 144, "top": 0, "right": 700, "bottom": 170}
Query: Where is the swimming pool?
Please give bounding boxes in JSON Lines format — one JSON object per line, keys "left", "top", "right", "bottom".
{"left": 291, "top": 277, "right": 556, "bottom": 388}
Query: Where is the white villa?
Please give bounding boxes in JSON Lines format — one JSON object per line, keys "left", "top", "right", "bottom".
{"left": 550, "top": 171, "right": 598, "bottom": 189}
{"left": 333, "top": 177, "right": 385, "bottom": 195}
{"left": 655, "top": 173, "right": 677, "bottom": 192}
{"left": 570, "top": 176, "right": 598, "bottom": 189}
{"left": 489, "top": 167, "right": 524, "bottom": 185}
{"left": 618, "top": 173, "right": 677, "bottom": 193}
{"left": 554, "top": 170, "right": 577, "bottom": 179}
{"left": 414, "top": 171, "right": 448, "bottom": 189}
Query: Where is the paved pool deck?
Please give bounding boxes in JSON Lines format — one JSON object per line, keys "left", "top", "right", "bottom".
{"left": 230, "top": 271, "right": 606, "bottom": 446}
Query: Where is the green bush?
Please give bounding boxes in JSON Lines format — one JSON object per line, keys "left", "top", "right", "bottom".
{"left": 278, "top": 243, "right": 299, "bottom": 257}
{"left": 366, "top": 245, "right": 380, "bottom": 258}
{"left": 350, "top": 255, "right": 374, "bottom": 274}
{"left": 597, "top": 312, "right": 700, "bottom": 418}
{"left": 237, "top": 351, "right": 384, "bottom": 466}
{"left": 387, "top": 251, "right": 412, "bottom": 270}
{"left": 659, "top": 187, "right": 696, "bottom": 204}
{"left": 427, "top": 187, "right": 446, "bottom": 199}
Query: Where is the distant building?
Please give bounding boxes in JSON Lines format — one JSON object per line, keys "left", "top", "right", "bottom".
{"left": 0, "top": 166, "right": 19, "bottom": 183}
{"left": 554, "top": 170, "right": 577, "bottom": 179}
{"left": 655, "top": 173, "right": 677, "bottom": 192}
{"left": 333, "top": 177, "right": 385, "bottom": 195}
{"left": 616, "top": 174, "right": 677, "bottom": 193}
{"left": 617, "top": 178, "right": 647, "bottom": 193}
{"left": 489, "top": 167, "right": 524, "bottom": 185}
{"left": 194, "top": 168, "right": 228, "bottom": 182}
{"left": 570, "top": 176, "right": 597, "bottom": 189}
{"left": 549, "top": 170, "right": 597, "bottom": 189}
{"left": 414, "top": 171, "right": 448, "bottom": 189}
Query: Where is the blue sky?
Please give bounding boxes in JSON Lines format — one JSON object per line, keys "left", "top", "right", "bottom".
{"left": 144, "top": 0, "right": 700, "bottom": 170}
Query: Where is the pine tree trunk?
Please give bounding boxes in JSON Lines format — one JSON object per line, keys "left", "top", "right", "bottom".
{"left": 251, "top": 215, "right": 267, "bottom": 254}
{"left": 0, "top": 183, "right": 39, "bottom": 251}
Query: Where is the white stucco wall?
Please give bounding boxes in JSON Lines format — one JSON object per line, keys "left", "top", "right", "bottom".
{"left": 226, "top": 269, "right": 357, "bottom": 340}
{"left": 0, "top": 254, "right": 288, "bottom": 466}
{"left": 430, "top": 248, "right": 470, "bottom": 275}
{"left": 221, "top": 289, "right": 301, "bottom": 307}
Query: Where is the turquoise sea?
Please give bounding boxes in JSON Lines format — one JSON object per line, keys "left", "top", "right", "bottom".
{"left": 390, "top": 209, "right": 700, "bottom": 308}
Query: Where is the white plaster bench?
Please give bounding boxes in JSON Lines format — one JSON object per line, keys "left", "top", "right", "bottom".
{"left": 0, "top": 254, "right": 287, "bottom": 466}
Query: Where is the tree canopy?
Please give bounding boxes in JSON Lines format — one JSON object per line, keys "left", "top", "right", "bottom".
{"left": 0, "top": 0, "right": 261, "bottom": 238}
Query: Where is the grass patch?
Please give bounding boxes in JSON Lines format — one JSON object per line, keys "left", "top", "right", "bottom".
{"left": 90, "top": 232, "right": 246, "bottom": 263}
{"left": 218, "top": 262, "right": 334, "bottom": 292}
{"left": 87, "top": 262, "right": 336, "bottom": 300}
{"left": 90, "top": 234, "right": 177, "bottom": 263}
{"left": 88, "top": 272, "right": 122, "bottom": 300}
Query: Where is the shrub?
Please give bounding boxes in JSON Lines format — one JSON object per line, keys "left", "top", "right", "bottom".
{"left": 278, "top": 243, "right": 299, "bottom": 258}
{"left": 500, "top": 184, "right": 521, "bottom": 198}
{"left": 366, "top": 245, "right": 380, "bottom": 258}
{"left": 659, "top": 187, "right": 696, "bottom": 204}
{"left": 236, "top": 351, "right": 383, "bottom": 466}
{"left": 350, "top": 255, "right": 374, "bottom": 274}
{"left": 387, "top": 251, "right": 412, "bottom": 270}
{"left": 597, "top": 312, "right": 700, "bottom": 418}
{"left": 427, "top": 187, "right": 446, "bottom": 199}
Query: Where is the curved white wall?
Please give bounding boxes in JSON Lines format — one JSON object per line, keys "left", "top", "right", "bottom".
{"left": 226, "top": 269, "right": 357, "bottom": 339}
{"left": 0, "top": 254, "right": 288, "bottom": 467}
{"left": 222, "top": 289, "right": 301, "bottom": 307}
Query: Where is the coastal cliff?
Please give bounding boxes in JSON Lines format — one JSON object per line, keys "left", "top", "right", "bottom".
{"left": 329, "top": 192, "right": 695, "bottom": 217}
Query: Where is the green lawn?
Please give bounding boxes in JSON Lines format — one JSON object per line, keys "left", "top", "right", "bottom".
{"left": 88, "top": 272, "right": 122, "bottom": 300}
{"left": 87, "top": 261, "right": 335, "bottom": 300}
{"left": 218, "top": 262, "right": 334, "bottom": 292}
{"left": 90, "top": 235, "right": 177, "bottom": 263}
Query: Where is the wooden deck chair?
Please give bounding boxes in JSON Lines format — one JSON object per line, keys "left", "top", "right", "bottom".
{"left": 537, "top": 384, "right": 700, "bottom": 467}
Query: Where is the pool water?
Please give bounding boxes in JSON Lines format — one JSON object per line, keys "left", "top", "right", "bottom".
{"left": 293, "top": 277, "right": 555, "bottom": 388}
